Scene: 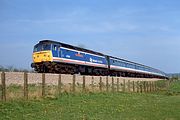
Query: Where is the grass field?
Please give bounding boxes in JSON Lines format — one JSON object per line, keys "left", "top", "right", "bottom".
{"left": 0, "top": 80, "right": 180, "bottom": 120}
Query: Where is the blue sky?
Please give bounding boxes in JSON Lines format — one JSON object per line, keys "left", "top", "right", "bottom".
{"left": 0, "top": 0, "right": 180, "bottom": 73}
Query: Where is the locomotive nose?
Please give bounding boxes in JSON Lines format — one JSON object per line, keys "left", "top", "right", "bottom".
{"left": 33, "top": 51, "right": 52, "bottom": 63}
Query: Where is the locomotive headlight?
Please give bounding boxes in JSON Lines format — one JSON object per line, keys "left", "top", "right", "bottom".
{"left": 33, "top": 54, "right": 36, "bottom": 59}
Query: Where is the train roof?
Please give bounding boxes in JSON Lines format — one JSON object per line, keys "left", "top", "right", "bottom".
{"left": 39, "top": 40, "right": 105, "bottom": 56}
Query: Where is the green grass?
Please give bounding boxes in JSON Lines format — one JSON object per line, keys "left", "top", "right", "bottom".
{"left": 0, "top": 92, "right": 180, "bottom": 120}
{"left": 168, "top": 80, "right": 180, "bottom": 94}
{"left": 0, "top": 80, "right": 180, "bottom": 120}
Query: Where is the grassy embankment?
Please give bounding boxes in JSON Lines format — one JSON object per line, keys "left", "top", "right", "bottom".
{"left": 0, "top": 80, "right": 180, "bottom": 120}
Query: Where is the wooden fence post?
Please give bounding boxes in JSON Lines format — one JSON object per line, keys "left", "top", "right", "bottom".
{"left": 117, "top": 78, "right": 120, "bottom": 92}
{"left": 72, "top": 75, "right": 76, "bottom": 93}
{"left": 58, "top": 74, "right": 62, "bottom": 94}
{"left": 152, "top": 81, "right": 154, "bottom": 92}
{"left": 123, "top": 79, "right": 126, "bottom": 92}
{"left": 1, "top": 72, "right": 6, "bottom": 101}
{"left": 143, "top": 81, "right": 147, "bottom": 93}
{"left": 92, "top": 76, "right": 94, "bottom": 91}
{"left": 0, "top": 73, "right": 1, "bottom": 101}
{"left": 146, "top": 81, "right": 148, "bottom": 92}
{"left": 83, "top": 76, "right": 86, "bottom": 92}
{"left": 112, "top": 77, "right": 115, "bottom": 92}
{"left": 143, "top": 81, "right": 145, "bottom": 92}
{"left": 132, "top": 81, "right": 135, "bottom": 92}
{"left": 166, "top": 80, "right": 170, "bottom": 91}
{"left": 154, "top": 81, "right": 157, "bottom": 91}
{"left": 42, "top": 73, "right": 45, "bottom": 97}
{"left": 24, "top": 72, "right": 28, "bottom": 100}
{"left": 155, "top": 81, "right": 158, "bottom": 91}
{"left": 137, "top": 81, "right": 139, "bottom": 93}
{"left": 150, "top": 82, "right": 152, "bottom": 92}
{"left": 99, "top": 76, "right": 102, "bottom": 92}
{"left": 146, "top": 81, "right": 149, "bottom": 92}
{"left": 106, "top": 76, "right": 109, "bottom": 92}
{"left": 140, "top": 82, "right": 143, "bottom": 93}
{"left": 128, "top": 80, "right": 130, "bottom": 92}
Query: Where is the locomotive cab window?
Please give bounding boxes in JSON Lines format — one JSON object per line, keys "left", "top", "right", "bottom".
{"left": 33, "top": 44, "right": 42, "bottom": 52}
{"left": 34, "top": 46, "right": 38, "bottom": 52}
{"left": 33, "top": 44, "right": 51, "bottom": 52}
{"left": 42, "top": 44, "right": 51, "bottom": 51}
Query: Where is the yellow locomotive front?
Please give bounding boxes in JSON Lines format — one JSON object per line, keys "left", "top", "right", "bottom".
{"left": 33, "top": 50, "right": 52, "bottom": 63}
{"left": 31, "top": 43, "right": 53, "bottom": 72}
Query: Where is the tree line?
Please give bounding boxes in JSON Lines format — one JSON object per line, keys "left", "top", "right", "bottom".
{"left": 0, "top": 65, "right": 33, "bottom": 72}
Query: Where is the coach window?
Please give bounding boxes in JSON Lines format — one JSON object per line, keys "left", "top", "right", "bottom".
{"left": 126, "top": 63, "right": 129, "bottom": 68}
{"left": 122, "top": 62, "right": 125, "bottom": 67}
{"left": 141, "top": 67, "right": 144, "bottom": 70}
{"left": 123, "top": 63, "right": 126, "bottom": 67}
{"left": 117, "top": 61, "right": 120, "bottom": 66}
{"left": 130, "top": 64, "right": 132, "bottom": 68}
{"left": 137, "top": 66, "right": 141, "bottom": 70}
{"left": 58, "top": 46, "right": 61, "bottom": 51}
{"left": 130, "top": 64, "right": 133, "bottom": 68}
{"left": 132, "top": 64, "right": 135, "bottom": 68}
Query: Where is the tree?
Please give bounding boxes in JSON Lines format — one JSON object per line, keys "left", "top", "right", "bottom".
{"left": 0, "top": 65, "right": 5, "bottom": 71}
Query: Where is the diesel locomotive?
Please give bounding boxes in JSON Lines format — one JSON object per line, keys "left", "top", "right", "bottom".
{"left": 31, "top": 40, "right": 168, "bottom": 79}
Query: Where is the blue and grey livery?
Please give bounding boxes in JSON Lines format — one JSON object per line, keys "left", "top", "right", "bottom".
{"left": 31, "top": 40, "right": 168, "bottom": 79}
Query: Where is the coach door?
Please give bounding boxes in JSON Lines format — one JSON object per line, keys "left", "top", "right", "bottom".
{"left": 52, "top": 44, "right": 59, "bottom": 57}
{"left": 58, "top": 46, "right": 61, "bottom": 57}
